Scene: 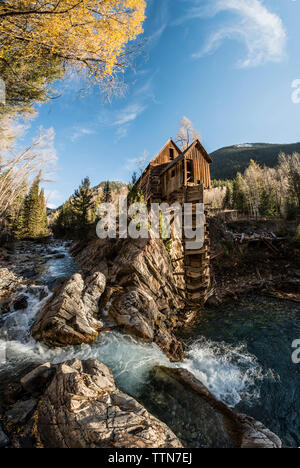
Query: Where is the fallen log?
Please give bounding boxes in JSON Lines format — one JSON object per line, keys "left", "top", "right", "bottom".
{"left": 262, "top": 289, "right": 300, "bottom": 303}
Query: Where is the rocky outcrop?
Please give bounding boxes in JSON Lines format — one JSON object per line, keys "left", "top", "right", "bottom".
{"left": 13, "top": 295, "right": 28, "bottom": 311}
{"left": 32, "top": 272, "right": 106, "bottom": 346}
{"left": 140, "top": 366, "right": 282, "bottom": 449}
{"left": 0, "top": 268, "right": 24, "bottom": 302}
{"left": 20, "top": 363, "right": 54, "bottom": 394}
{"left": 0, "top": 424, "right": 9, "bottom": 448}
{"left": 238, "top": 414, "right": 282, "bottom": 449}
{"left": 0, "top": 359, "right": 282, "bottom": 449}
{"left": 6, "top": 398, "right": 38, "bottom": 426}
{"left": 73, "top": 237, "right": 186, "bottom": 361}
{"left": 33, "top": 359, "right": 183, "bottom": 449}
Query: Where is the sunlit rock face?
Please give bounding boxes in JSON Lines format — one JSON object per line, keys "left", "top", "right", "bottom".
{"left": 0, "top": 268, "right": 24, "bottom": 302}
{"left": 32, "top": 272, "right": 106, "bottom": 346}
{"left": 73, "top": 237, "right": 186, "bottom": 361}
{"left": 34, "top": 359, "right": 183, "bottom": 449}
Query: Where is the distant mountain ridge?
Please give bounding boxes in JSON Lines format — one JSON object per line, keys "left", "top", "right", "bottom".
{"left": 93, "top": 181, "right": 128, "bottom": 193}
{"left": 92, "top": 180, "right": 128, "bottom": 205}
{"left": 210, "top": 142, "right": 300, "bottom": 180}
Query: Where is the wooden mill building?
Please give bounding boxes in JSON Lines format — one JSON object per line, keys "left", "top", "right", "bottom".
{"left": 137, "top": 138, "right": 213, "bottom": 307}
{"left": 138, "top": 138, "right": 212, "bottom": 203}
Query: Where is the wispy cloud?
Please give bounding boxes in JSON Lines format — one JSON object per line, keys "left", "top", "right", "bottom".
{"left": 145, "top": 0, "right": 170, "bottom": 48}
{"left": 147, "top": 23, "right": 167, "bottom": 46}
{"left": 114, "top": 104, "right": 146, "bottom": 126}
{"left": 183, "top": 0, "right": 287, "bottom": 67}
{"left": 70, "top": 127, "right": 95, "bottom": 142}
{"left": 115, "top": 126, "right": 129, "bottom": 140}
{"left": 96, "top": 71, "right": 157, "bottom": 141}
{"left": 134, "top": 71, "right": 159, "bottom": 99}
{"left": 112, "top": 103, "right": 147, "bottom": 141}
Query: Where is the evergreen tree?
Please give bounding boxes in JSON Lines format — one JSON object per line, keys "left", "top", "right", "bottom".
{"left": 222, "top": 182, "right": 233, "bottom": 209}
{"left": 103, "top": 181, "right": 112, "bottom": 203}
{"left": 127, "top": 172, "right": 145, "bottom": 205}
{"left": 289, "top": 167, "right": 300, "bottom": 208}
{"left": 52, "top": 197, "right": 75, "bottom": 237}
{"left": 232, "top": 173, "right": 247, "bottom": 213}
{"left": 127, "top": 172, "right": 138, "bottom": 205}
{"left": 259, "top": 188, "right": 277, "bottom": 218}
{"left": 91, "top": 192, "right": 102, "bottom": 223}
{"left": 72, "top": 177, "right": 93, "bottom": 235}
{"left": 37, "top": 189, "right": 48, "bottom": 236}
{"left": 24, "top": 173, "right": 41, "bottom": 238}
{"left": 12, "top": 172, "right": 48, "bottom": 239}
{"left": 13, "top": 205, "right": 26, "bottom": 239}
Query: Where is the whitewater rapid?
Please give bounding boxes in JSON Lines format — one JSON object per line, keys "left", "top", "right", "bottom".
{"left": 0, "top": 242, "right": 265, "bottom": 408}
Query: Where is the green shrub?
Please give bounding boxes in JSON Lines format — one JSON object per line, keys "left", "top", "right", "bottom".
{"left": 286, "top": 202, "right": 299, "bottom": 221}
{"left": 293, "top": 225, "right": 300, "bottom": 244}
{"left": 159, "top": 212, "right": 172, "bottom": 254}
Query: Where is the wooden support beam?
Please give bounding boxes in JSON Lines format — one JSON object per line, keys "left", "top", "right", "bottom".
{"left": 172, "top": 256, "right": 185, "bottom": 263}
{"left": 185, "top": 248, "right": 207, "bottom": 255}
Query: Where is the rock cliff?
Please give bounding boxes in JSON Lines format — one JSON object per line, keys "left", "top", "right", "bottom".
{"left": 2, "top": 359, "right": 183, "bottom": 449}
{"left": 32, "top": 272, "right": 106, "bottom": 346}
{"left": 72, "top": 237, "right": 186, "bottom": 361}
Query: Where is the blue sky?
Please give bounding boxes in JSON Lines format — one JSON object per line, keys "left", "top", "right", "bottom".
{"left": 23, "top": 0, "right": 300, "bottom": 208}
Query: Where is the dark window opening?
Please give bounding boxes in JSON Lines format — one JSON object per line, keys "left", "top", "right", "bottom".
{"left": 169, "top": 148, "right": 175, "bottom": 161}
{"left": 186, "top": 160, "right": 194, "bottom": 183}
{"left": 171, "top": 169, "right": 176, "bottom": 178}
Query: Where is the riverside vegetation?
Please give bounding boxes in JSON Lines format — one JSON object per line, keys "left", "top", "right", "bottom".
{"left": 0, "top": 161, "right": 299, "bottom": 448}
{"left": 209, "top": 153, "right": 300, "bottom": 220}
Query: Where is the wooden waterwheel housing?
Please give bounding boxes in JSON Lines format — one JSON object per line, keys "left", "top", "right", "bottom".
{"left": 136, "top": 138, "right": 213, "bottom": 307}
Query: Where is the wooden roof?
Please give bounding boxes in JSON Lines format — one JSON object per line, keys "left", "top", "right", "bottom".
{"left": 150, "top": 138, "right": 182, "bottom": 166}
{"left": 159, "top": 139, "right": 212, "bottom": 176}
{"left": 138, "top": 138, "right": 181, "bottom": 180}
{"left": 182, "top": 139, "right": 212, "bottom": 164}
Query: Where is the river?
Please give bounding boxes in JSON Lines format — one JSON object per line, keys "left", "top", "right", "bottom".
{"left": 0, "top": 241, "right": 299, "bottom": 447}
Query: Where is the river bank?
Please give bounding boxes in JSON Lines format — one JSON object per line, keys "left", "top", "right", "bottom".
{"left": 207, "top": 217, "right": 300, "bottom": 305}
{"left": 0, "top": 237, "right": 293, "bottom": 448}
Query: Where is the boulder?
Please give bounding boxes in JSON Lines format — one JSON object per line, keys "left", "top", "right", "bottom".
{"left": 13, "top": 295, "right": 28, "bottom": 311}
{"left": 6, "top": 398, "right": 37, "bottom": 426}
{"left": 140, "top": 366, "right": 282, "bottom": 449}
{"left": 20, "top": 363, "right": 54, "bottom": 395}
{"left": 54, "top": 254, "right": 65, "bottom": 259}
{"left": 107, "top": 288, "right": 183, "bottom": 361}
{"left": 74, "top": 237, "right": 185, "bottom": 361}
{"left": 20, "top": 268, "right": 37, "bottom": 279}
{"left": 0, "top": 300, "right": 10, "bottom": 315}
{"left": 31, "top": 272, "right": 106, "bottom": 346}
{"left": 34, "top": 359, "right": 183, "bottom": 449}
{"left": 0, "top": 424, "right": 9, "bottom": 448}
{"left": 238, "top": 414, "right": 282, "bottom": 449}
{"left": 46, "top": 277, "right": 66, "bottom": 292}
{"left": 0, "top": 268, "right": 23, "bottom": 301}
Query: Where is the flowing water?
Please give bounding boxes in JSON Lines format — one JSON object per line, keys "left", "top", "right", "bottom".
{"left": 179, "top": 297, "right": 300, "bottom": 447}
{"left": 0, "top": 241, "right": 299, "bottom": 447}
